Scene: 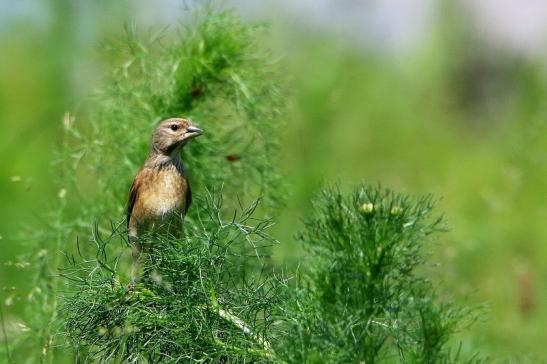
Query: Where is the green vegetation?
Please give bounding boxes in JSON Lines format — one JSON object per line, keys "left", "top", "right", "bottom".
{"left": 3, "top": 7, "right": 285, "bottom": 362}
{"left": 0, "top": 1, "right": 546, "bottom": 362}
{"left": 62, "top": 194, "right": 285, "bottom": 362}
{"left": 60, "top": 182, "right": 482, "bottom": 362}
{"left": 279, "top": 185, "right": 481, "bottom": 363}
{"left": 277, "top": 29, "right": 547, "bottom": 359}
{"left": 1, "top": 6, "right": 482, "bottom": 363}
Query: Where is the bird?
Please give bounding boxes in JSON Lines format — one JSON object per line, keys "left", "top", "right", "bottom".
{"left": 127, "top": 117, "right": 203, "bottom": 270}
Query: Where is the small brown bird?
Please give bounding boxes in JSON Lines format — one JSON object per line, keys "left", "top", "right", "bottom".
{"left": 127, "top": 117, "right": 203, "bottom": 257}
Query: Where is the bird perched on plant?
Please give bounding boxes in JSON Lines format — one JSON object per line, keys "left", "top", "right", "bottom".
{"left": 127, "top": 117, "right": 203, "bottom": 254}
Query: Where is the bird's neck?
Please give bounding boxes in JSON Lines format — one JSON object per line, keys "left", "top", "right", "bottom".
{"left": 145, "top": 149, "right": 184, "bottom": 170}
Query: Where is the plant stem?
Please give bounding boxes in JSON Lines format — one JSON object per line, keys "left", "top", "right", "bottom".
{"left": 218, "top": 307, "right": 273, "bottom": 352}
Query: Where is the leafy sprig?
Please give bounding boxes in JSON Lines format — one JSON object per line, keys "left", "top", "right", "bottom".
{"left": 61, "top": 193, "right": 287, "bottom": 363}
{"left": 277, "top": 184, "right": 482, "bottom": 363}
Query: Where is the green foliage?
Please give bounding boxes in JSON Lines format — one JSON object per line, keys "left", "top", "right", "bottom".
{"left": 58, "top": 184, "right": 482, "bottom": 363}
{"left": 7, "top": 5, "right": 285, "bottom": 363}
{"left": 2, "top": 2, "right": 546, "bottom": 361}
{"left": 2, "top": 5, "right": 484, "bottom": 363}
{"left": 62, "top": 194, "right": 286, "bottom": 363}
{"left": 280, "top": 28, "right": 547, "bottom": 358}
{"left": 60, "top": 5, "right": 284, "bottom": 227}
{"left": 277, "top": 185, "right": 481, "bottom": 363}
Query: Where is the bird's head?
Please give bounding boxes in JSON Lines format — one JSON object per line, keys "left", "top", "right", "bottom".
{"left": 151, "top": 118, "right": 203, "bottom": 155}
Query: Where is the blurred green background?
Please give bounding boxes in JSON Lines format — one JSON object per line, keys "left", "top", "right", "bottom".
{"left": 0, "top": 0, "right": 545, "bottom": 360}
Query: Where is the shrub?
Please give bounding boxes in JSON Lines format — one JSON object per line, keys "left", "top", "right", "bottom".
{"left": 3, "top": 5, "right": 482, "bottom": 363}
{"left": 60, "top": 184, "right": 482, "bottom": 363}
{"left": 277, "top": 185, "right": 482, "bottom": 363}
{"left": 6, "top": 5, "right": 284, "bottom": 363}
{"left": 62, "top": 193, "right": 286, "bottom": 363}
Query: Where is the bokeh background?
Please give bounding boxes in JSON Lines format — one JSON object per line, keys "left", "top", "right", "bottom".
{"left": 1, "top": 0, "right": 546, "bottom": 360}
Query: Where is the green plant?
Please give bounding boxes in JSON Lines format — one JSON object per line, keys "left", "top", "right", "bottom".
{"left": 277, "top": 185, "right": 482, "bottom": 363}
{"left": 59, "top": 184, "right": 483, "bottom": 363}
{"left": 5, "top": 5, "right": 284, "bottom": 363}
{"left": 3, "top": 4, "right": 484, "bottom": 363}
{"left": 62, "top": 193, "right": 286, "bottom": 362}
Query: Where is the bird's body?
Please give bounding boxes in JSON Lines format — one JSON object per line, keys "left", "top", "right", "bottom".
{"left": 127, "top": 153, "right": 191, "bottom": 238}
{"left": 127, "top": 118, "right": 202, "bottom": 269}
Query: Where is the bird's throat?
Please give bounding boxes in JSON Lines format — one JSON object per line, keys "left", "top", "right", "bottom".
{"left": 146, "top": 150, "right": 183, "bottom": 170}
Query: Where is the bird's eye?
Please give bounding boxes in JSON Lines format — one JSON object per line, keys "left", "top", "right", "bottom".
{"left": 170, "top": 124, "right": 179, "bottom": 131}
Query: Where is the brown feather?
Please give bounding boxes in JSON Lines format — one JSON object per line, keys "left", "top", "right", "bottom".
{"left": 127, "top": 162, "right": 190, "bottom": 239}
{"left": 127, "top": 169, "right": 142, "bottom": 229}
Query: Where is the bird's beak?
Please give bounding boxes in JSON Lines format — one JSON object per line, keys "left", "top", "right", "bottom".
{"left": 186, "top": 126, "right": 203, "bottom": 138}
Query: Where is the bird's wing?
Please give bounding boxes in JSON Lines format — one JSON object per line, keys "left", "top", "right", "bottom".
{"left": 184, "top": 177, "right": 192, "bottom": 215}
{"left": 127, "top": 170, "right": 142, "bottom": 228}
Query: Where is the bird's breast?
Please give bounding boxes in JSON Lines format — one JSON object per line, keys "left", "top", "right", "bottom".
{"left": 138, "top": 167, "right": 188, "bottom": 220}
